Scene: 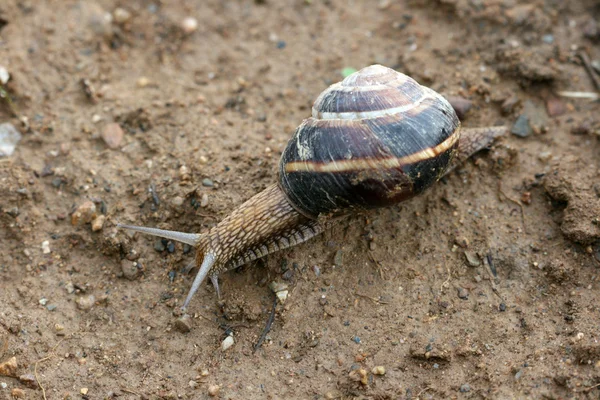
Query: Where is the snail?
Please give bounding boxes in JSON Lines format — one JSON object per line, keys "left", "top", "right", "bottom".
{"left": 118, "top": 65, "right": 505, "bottom": 310}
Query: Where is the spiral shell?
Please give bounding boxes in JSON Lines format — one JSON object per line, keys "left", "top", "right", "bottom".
{"left": 279, "top": 64, "right": 460, "bottom": 219}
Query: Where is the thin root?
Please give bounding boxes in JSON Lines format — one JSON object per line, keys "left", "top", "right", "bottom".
{"left": 254, "top": 294, "right": 278, "bottom": 352}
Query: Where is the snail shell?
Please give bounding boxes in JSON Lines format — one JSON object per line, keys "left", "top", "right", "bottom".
{"left": 279, "top": 64, "right": 460, "bottom": 218}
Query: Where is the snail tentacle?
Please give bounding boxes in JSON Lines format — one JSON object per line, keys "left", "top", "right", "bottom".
{"left": 183, "top": 251, "right": 216, "bottom": 309}
{"left": 117, "top": 224, "right": 201, "bottom": 246}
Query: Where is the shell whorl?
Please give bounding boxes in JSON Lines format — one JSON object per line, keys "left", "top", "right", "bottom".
{"left": 279, "top": 64, "right": 460, "bottom": 219}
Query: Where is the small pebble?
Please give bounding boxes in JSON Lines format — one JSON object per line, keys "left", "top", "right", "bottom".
{"left": 71, "top": 201, "right": 97, "bottom": 226}
{"left": 101, "top": 123, "right": 124, "bottom": 149}
{"left": 91, "top": 215, "right": 106, "bottom": 232}
{"left": 460, "top": 384, "right": 471, "bottom": 393}
{"left": 0, "top": 123, "right": 22, "bottom": 157}
{"left": 167, "top": 242, "right": 175, "bottom": 253}
{"left": 65, "top": 282, "right": 75, "bottom": 294}
{"left": 136, "top": 76, "right": 150, "bottom": 88}
{"left": 121, "top": 260, "right": 140, "bottom": 280}
{"left": 457, "top": 287, "right": 469, "bottom": 299}
{"left": 171, "top": 196, "right": 184, "bottom": 207}
{"left": 352, "top": 336, "right": 361, "bottom": 344}
{"left": 76, "top": 295, "right": 96, "bottom": 310}
{"left": 499, "top": 303, "right": 507, "bottom": 312}
{"left": 541, "top": 34, "right": 554, "bottom": 44}
{"left": 0, "top": 382, "right": 6, "bottom": 389}
{"left": 81, "top": 388, "right": 89, "bottom": 395}
{"left": 200, "top": 193, "right": 209, "bottom": 207}
{"left": 113, "top": 7, "right": 131, "bottom": 24}
{"left": 372, "top": 366, "right": 386, "bottom": 375}
{"left": 221, "top": 335, "right": 234, "bottom": 351}
{"left": 181, "top": 17, "right": 198, "bottom": 34}
{"left": 333, "top": 250, "right": 343, "bottom": 266}
{"left": 154, "top": 240, "right": 166, "bottom": 252}
{"left": 18, "top": 374, "right": 37, "bottom": 388}
{"left": 11, "top": 388, "right": 25, "bottom": 398}
{"left": 501, "top": 95, "right": 520, "bottom": 115}
{"left": 546, "top": 97, "right": 566, "bottom": 117}
{"left": 511, "top": 114, "right": 532, "bottom": 138}
{"left": 39, "top": 297, "right": 48, "bottom": 306}
{"left": 174, "top": 314, "right": 193, "bottom": 333}
{"left": 275, "top": 290, "right": 289, "bottom": 303}
{"left": 0, "top": 66, "right": 9, "bottom": 84}
{"left": 446, "top": 96, "right": 472, "bottom": 120}
{"left": 208, "top": 385, "right": 220, "bottom": 397}
{"left": 188, "top": 380, "right": 198, "bottom": 389}
{"left": 464, "top": 251, "right": 480, "bottom": 267}
{"left": 0, "top": 357, "right": 17, "bottom": 377}
{"left": 202, "top": 178, "right": 214, "bottom": 187}
{"left": 276, "top": 40, "right": 286, "bottom": 49}
{"left": 47, "top": 304, "right": 57, "bottom": 311}
{"left": 42, "top": 241, "right": 51, "bottom": 254}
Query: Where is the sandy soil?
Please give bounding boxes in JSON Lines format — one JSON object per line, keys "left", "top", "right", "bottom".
{"left": 1, "top": 1, "right": 600, "bottom": 399}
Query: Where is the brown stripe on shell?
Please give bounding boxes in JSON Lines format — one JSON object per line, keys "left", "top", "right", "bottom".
{"left": 284, "top": 127, "right": 460, "bottom": 174}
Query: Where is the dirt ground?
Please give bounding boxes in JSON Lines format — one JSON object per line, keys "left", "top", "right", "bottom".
{"left": 1, "top": 0, "right": 600, "bottom": 399}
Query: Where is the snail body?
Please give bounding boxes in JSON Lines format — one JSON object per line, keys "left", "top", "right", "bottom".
{"left": 119, "top": 65, "right": 505, "bottom": 310}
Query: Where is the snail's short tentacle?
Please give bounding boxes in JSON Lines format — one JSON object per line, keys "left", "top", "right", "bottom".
{"left": 182, "top": 251, "right": 216, "bottom": 309}
{"left": 444, "top": 126, "right": 507, "bottom": 175}
{"left": 117, "top": 224, "right": 201, "bottom": 246}
{"left": 210, "top": 275, "right": 221, "bottom": 299}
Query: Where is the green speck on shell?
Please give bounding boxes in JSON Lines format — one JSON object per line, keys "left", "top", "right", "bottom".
{"left": 341, "top": 67, "right": 358, "bottom": 78}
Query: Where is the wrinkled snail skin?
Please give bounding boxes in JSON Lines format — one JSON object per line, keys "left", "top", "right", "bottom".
{"left": 118, "top": 65, "right": 506, "bottom": 311}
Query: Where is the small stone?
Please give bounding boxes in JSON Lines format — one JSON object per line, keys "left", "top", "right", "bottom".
{"left": 55, "top": 323, "right": 65, "bottom": 332}
{"left": 542, "top": 34, "right": 554, "bottom": 44}
{"left": 101, "top": 123, "right": 124, "bottom": 149}
{"left": 154, "top": 240, "right": 166, "bottom": 252}
{"left": 0, "top": 382, "right": 6, "bottom": 389}
{"left": 188, "top": 380, "right": 198, "bottom": 389}
{"left": 41, "top": 241, "right": 51, "bottom": 254}
{"left": 499, "top": 303, "right": 507, "bottom": 312}
{"left": 11, "top": 388, "right": 25, "bottom": 398}
{"left": 76, "top": 295, "right": 96, "bottom": 310}
{"left": 501, "top": 95, "right": 520, "bottom": 115}
{"left": 457, "top": 287, "right": 469, "bottom": 299}
{"left": 47, "top": 304, "right": 57, "bottom": 311}
{"left": 81, "top": 387, "right": 89, "bottom": 395}
{"left": 200, "top": 193, "right": 209, "bottom": 207}
{"left": 113, "top": 7, "right": 131, "bottom": 24}
{"left": 221, "top": 335, "right": 234, "bottom": 351}
{"left": 0, "top": 357, "right": 17, "bottom": 377}
{"left": 174, "top": 314, "right": 192, "bottom": 333}
{"left": 464, "top": 251, "right": 480, "bottom": 267}
{"left": 91, "top": 215, "right": 106, "bottom": 231}
{"left": 71, "top": 201, "right": 97, "bottom": 225}
{"left": 546, "top": 97, "right": 566, "bottom": 117}
{"left": 333, "top": 250, "right": 343, "bottom": 266}
{"left": 352, "top": 336, "right": 361, "bottom": 344}
{"left": 208, "top": 385, "right": 220, "bottom": 397}
{"left": 275, "top": 290, "right": 289, "bottom": 303}
{"left": 372, "top": 366, "right": 386, "bottom": 375}
{"left": 65, "top": 282, "right": 75, "bottom": 294}
{"left": 136, "top": 76, "right": 150, "bottom": 88}
{"left": 181, "top": 17, "right": 198, "bottom": 34}
{"left": 446, "top": 96, "right": 473, "bottom": 120}
{"left": 18, "top": 373, "right": 37, "bottom": 388}
{"left": 269, "top": 281, "right": 288, "bottom": 293}
{"left": 348, "top": 368, "right": 368, "bottom": 385}
{"left": 171, "top": 196, "right": 184, "bottom": 207}
{"left": 460, "top": 383, "right": 471, "bottom": 393}
{"left": 0, "top": 66, "right": 9, "bottom": 85}
{"left": 202, "top": 178, "right": 214, "bottom": 187}
{"left": 0, "top": 123, "right": 22, "bottom": 157}
{"left": 121, "top": 260, "right": 140, "bottom": 280}
{"left": 511, "top": 114, "right": 532, "bottom": 138}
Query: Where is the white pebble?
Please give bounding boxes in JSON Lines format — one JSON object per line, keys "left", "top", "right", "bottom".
{"left": 221, "top": 335, "right": 234, "bottom": 351}
{"left": 0, "top": 66, "right": 9, "bottom": 85}
{"left": 181, "top": 17, "right": 198, "bottom": 34}
{"left": 0, "top": 123, "right": 22, "bottom": 157}
{"left": 0, "top": 382, "right": 7, "bottom": 389}
{"left": 113, "top": 7, "right": 131, "bottom": 24}
{"left": 275, "top": 290, "right": 289, "bottom": 303}
{"left": 41, "top": 240, "right": 51, "bottom": 254}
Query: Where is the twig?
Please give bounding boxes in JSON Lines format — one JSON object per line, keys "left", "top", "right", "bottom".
{"left": 355, "top": 292, "right": 389, "bottom": 305}
{"left": 557, "top": 91, "right": 599, "bottom": 100}
{"left": 573, "top": 382, "right": 600, "bottom": 393}
{"left": 415, "top": 386, "right": 432, "bottom": 399}
{"left": 254, "top": 294, "right": 278, "bottom": 352}
{"left": 121, "top": 387, "right": 143, "bottom": 396}
{"left": 34, "top": 336, "right": 70, "bottom": 400}
{"left": 497, "top": 181, "right": 527, "bottom": 233}
{"left": 578, "top": 52, "right": 600, "bottom": 92}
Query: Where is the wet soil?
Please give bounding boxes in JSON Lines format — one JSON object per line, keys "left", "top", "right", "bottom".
{"left": 1, "top": 1, "right": 600, "bottom": 399}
